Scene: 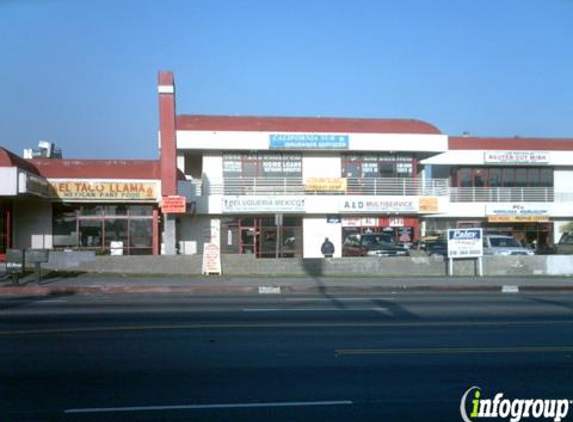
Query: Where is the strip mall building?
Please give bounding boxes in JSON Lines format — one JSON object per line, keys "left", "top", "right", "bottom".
{"left": 1, "top": 70, "right": 572, "bottom": 260}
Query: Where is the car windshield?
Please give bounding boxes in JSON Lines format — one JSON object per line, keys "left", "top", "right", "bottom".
{"left": 560, "top": 234, "right": 573, "bottom": 245}
{"left": 361, "top": 234, "right": 393, "bottom": 246}
{"left": 489, "top": 237, "right": 521, "bottom": 248}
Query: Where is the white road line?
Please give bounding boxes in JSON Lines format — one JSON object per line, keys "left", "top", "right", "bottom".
{"left": 285, "top": 297, "right": 395, "bottom": 302}
{"left": 64, "top": 400, "right": 353, "bottom": 414}
{"left": 243, "top": 307, "right": 387, "bottom": 312}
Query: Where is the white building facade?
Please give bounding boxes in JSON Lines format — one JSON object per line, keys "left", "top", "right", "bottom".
{"left": 156, "top": 72, "right": 573, "bottom": 258}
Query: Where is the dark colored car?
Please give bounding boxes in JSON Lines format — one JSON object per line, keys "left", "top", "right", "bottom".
{"left": 426, "top": 239, "right": 448, "bottom": 256}
{"left": 342, "top": 233, "right": 409, "bottom": 257}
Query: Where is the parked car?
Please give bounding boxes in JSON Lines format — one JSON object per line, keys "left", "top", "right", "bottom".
{"left": 342, "top": 233, "right": 409, "bottom": 257}
{"left": 426, "top": 239, "right": 448, "bottom": 256}
{"left": 555, "top": 232, "right": 573, "bottom": 255}
{"left": 483, "top": 235, "right": 534, "bottom": 256}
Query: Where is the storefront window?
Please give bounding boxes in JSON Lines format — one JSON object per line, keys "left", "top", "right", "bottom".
{"left": 455, "top": 167, "right": 554, "bottom": 189}
{"left": 104, "top": 219, "right": 128, "bottom": 250}
{"left": 342, "top": 154, "right": 416, "bottom": 178}
{"left": 129, "top": 220, "right": 153, "bottom": 254}
{"left": 129, "top": 205, "right": 153, "bottom": 216}
{"left": 79, "top": 219, "right": 102, "bottom": 248}
{"left": 105, "top": 205, "right": 128, "bottom": 216}
{"left": 221, "top": 216, "right": 303, "bottom": 258}
{"left": 53, "top": 204, "right": 77, "bottom": 247}
{"left": 80, "top": 205, "right": 104, "bottom": 216}
{"left": 52, "top": 204, "right": 155, "bottom": 254}
{"left": 223, "top": 152, "right": 302, "bottom": 178}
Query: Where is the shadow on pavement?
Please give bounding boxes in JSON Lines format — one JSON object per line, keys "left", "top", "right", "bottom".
{"left": 0, "top": 291, "right": 76, "bottom": 311}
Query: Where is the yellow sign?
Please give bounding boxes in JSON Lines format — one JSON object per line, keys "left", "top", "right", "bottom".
{"left": 419, "top": 197, "right": 439, "bottom": 213}
{"left": 50, "top": 181, "right": 158, "bottom": 201}
{"left": 305, "top": 177, "right": 347, "bottom": 192}
{"left": 488, "top": 215, "right": 550, "bottom": 223}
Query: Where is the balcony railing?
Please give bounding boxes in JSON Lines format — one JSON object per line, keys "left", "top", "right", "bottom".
{"left": 449, "top": 187, "right": 554, "bottom": 203}
{"left": 194, "top": 177, "right": 563, "bottom": 203}
{"left": 203, "top": 177, "right": 449, "bottom": 196}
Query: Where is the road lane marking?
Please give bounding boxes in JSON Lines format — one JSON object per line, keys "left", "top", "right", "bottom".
{"left": 64, "top": 400, "right": 353, "bottom": 414}
{"left": 285, "top": 297, "right": 396, "bottom": 302}
{"left": 336, "top": 346, "right": 573, "bottom": 356}
{"left": 2, "top": 320, "right": 572, "bottom": 336}
{"left": 243, "top": 307, "right": 387, "bottom": 312}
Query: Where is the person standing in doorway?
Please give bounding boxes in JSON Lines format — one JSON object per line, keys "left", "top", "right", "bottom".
{"left": 321, "top": 237, "right": 335, "bottom": 258}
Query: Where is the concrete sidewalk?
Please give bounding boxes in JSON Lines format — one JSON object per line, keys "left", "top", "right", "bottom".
{"left": 1, "top": 268, "right": 573, "bottom": 297}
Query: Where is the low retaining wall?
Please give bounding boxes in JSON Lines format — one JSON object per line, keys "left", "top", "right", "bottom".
{"left": 47, "top": 253, "right": 573, "bottom": 277}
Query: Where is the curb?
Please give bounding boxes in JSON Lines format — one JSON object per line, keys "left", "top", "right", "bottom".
{"left": 2, "top": 284, "right": 573, "bottom": 297}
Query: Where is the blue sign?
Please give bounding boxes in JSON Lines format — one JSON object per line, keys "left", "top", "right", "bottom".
{"left": 448, "top": 229, "right": 482, "bottom": 241}
{"left": 269, "top": 134, "right": 349, "bottom": 150}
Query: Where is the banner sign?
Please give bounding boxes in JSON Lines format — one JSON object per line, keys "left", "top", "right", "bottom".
{"left": 305, "top": 177, "right": 347, "bottom": 192}
{"left": 50, "top": 180, "right": 158, "bottom": 201}
{"left": 484, "top": 151, "right": 549, "bottom": 164}
{"left": 419, "top": 196, "right": 439, "bottom": 213}
{"left": 161, "top": 195, "right": 187, "bottom": 214}
{"left": 340, "top": 197, "right": 418, "bottom": 213}
{"left": 222, "top": 196, "right": 306, "bottom": 213}
{"left": 270, "top": 134, "right": 349, "bottom": 150}
{"left": 447, "top": 228, "right": 483, "bottom": 258}
{"left": 486, "top": 204, "right": 550, "bottom": 222}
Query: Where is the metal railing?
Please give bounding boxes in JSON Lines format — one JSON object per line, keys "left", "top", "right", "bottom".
{"left": 204, "top": 177, "right": 450, "bottom": 196}
{"left": 196, "top": 177, "right": 561, "bottom": 203}
{"left": 449, "top": 187, "right": 554, "bottom": 203}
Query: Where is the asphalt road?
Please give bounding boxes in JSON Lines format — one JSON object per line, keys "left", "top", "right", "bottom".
{"left": 1, "top": 291, "right": 573, "bottom": 421}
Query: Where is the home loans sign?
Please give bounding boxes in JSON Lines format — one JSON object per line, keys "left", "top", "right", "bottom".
{"left": 50, "top": 180, "right": 158, "bottom": 201}
{"left": 447, "top": 228, "right": 483, "bottom": 258}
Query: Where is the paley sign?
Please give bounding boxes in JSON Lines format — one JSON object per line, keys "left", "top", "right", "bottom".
{"left": 447, "top": 228, "right": 483, "bottom": 258}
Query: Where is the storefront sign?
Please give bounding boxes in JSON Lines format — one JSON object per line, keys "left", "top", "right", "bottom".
{"left": 49, "top": 180, "right": 158, "bottom": 201}
{"left": 161, "top": 195, "right": 187, "bottom": 214}
{"left": 389, "top": 217, "right": 404, "bottom": 227}
{"left": 419, "top": 196, "right": 439, "bottom": 213}
{"left": 341, "top": 217, "right": 361, "bottom": 227}
{"left": 486, "top": 204, "right": 550, "bottom": 222}
{"left": 484, "top": 151, "right": 549, "bottom": 164}
{"left": 488, "top": 215, "right": 549, "bottom": 223}
{"left": 340, "top": 197, "right": 419, "bottom": 213}
{"left": 447, "top": 228, "right": 483, "bottom": 258}
{"left": 305, "top": 177, "right": 347, "bottom": 192}
{"left": 20, "top": 172, "right": 51, "bottom": 198}
{"left": 327, "top": 215, "right": 341, "bottom": 224}
{"left": 270, "top": 134, "right": 349, "bottom": 150}
{"left": 222, "top": 196, "right": 306, "bottom": 213}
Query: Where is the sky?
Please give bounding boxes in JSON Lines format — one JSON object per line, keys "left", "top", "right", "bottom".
{"left": 1, "top": 0, "right": 573, "bottom": 159}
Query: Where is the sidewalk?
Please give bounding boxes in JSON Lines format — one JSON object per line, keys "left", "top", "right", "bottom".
{"left": 1, "top": 268, "right": 573, "bottom": 297}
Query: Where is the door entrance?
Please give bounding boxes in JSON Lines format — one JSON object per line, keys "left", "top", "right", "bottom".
{"left": 0, "top": 203, "right": 11, "bottom": 261}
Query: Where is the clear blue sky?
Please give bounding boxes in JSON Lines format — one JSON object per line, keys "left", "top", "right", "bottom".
{"left": 1, "top": 0, "right": 572, "bottom": 159}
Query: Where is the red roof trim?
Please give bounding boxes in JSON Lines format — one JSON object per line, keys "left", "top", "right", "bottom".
{"left": 450, "top": 136, "right": 573, "bottom": 151}
{"left": 0, "top": 148, "right": 40, "bottom": 175}
{"left": 176, "top": 115, "right": 441, "bottom": 134}
{"left": 28, "top": 159, "right": 162, "bottom": 180}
